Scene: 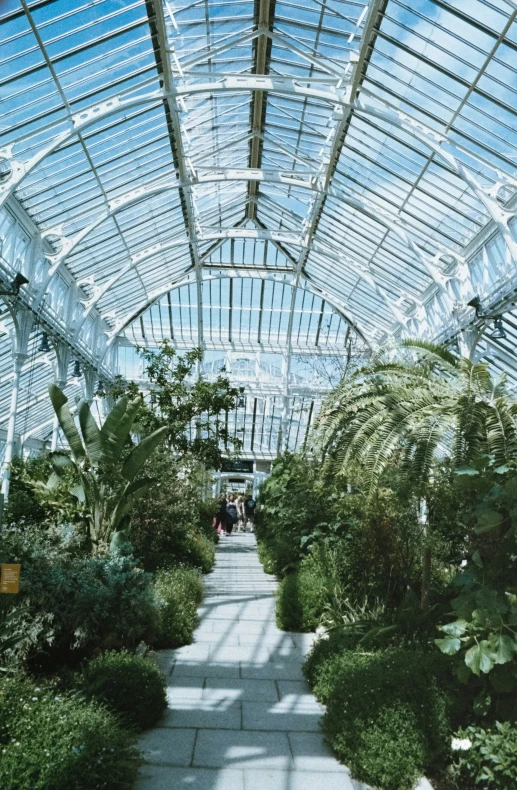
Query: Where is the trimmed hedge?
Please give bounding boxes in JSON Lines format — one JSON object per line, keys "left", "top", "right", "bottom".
{"left": 154, "top": 565, "right": 204, "bottom": 648}
{"left": 79, "top": 650, "right": 166, "bottom": 730}
{"left": 0, "top": 674, "right": 139, "bottom": 790}
{"left": 275, "top": 548, "right": 337, "bottom": 632}
{"left": 304, "top": 646, "right": 451, "bottom": 790}
{"left": 276, "top": 572, "right": 304, "bottom": 631}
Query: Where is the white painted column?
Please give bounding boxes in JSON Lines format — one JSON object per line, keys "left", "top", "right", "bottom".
{"left": 2, "top": 352, "right": 26, "bottom": 499}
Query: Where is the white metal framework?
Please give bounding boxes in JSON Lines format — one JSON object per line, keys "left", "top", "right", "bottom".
{"left": 2, "top": 0, "right": 517, "bottom": 486}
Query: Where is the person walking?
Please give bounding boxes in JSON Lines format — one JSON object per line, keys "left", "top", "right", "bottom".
{"left": 236, "top": 495, "right": 245, "bottom": 532}
{"left": 225, "top": 494, "right": 238, "bottom": 535}
{"left": 244, "top": 493, "right": 256, "bottom": 531}
{"left": 216, "top": 493, "right": 228, "bottom": 536}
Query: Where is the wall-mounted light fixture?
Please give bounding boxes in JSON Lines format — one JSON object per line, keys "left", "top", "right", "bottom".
{"left": 38, "top": 332, "right": 51, "bottom": 353}
{"left": 490, "top": 316, "right": 506, "bottom": 340}
{"left": 0, "top": 272, "right": 29, "bottom": 296}
{"left": 72, "top": 359, "right": 82, "bottom": 378}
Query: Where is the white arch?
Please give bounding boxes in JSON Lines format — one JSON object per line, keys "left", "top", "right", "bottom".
{"left": 100, "top": 270, "right": 374, "bottom": 363}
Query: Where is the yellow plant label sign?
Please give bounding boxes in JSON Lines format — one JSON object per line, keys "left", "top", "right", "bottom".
{"left": 0, "top": 564, "right": 20, "bottom": 594}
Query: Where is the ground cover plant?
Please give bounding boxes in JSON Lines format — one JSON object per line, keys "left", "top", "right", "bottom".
{"left": 448, "top": 722, "right": 517, "bottom": 790}
{"left": 0, "top": 674, "right": 140, "bottom": 790}
{"left": 0, "top": 525, "right": 158, "bottom": 669}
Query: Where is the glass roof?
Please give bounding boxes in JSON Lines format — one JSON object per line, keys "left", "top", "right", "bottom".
{"left": 1, "top": 0, "right": 517, "bottom": 459}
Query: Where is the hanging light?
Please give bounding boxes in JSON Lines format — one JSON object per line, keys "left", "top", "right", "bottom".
{"left": 491, "top": 316, "right": 507, "bottom": 339}
{"left": 38, "top": 332, "right": 51, "bottom": 353}
{"left": 72, "top": 359, "right": 82, "bottom": 378}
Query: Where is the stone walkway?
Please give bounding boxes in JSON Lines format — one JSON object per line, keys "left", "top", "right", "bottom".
{"left": 136, "top": 532, "right": 363, "bottom": 790}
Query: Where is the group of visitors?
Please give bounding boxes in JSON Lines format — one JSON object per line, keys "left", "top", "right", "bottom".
{"left": 215, "top": 492, "right": 256, "bottom": 535}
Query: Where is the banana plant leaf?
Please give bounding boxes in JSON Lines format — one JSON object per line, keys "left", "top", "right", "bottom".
{"left": 49, "top": 451, "right": 75, "bottom": 476}
{"left": 48, "top": 384, "right": 86, "bottom": 462}
{"left": 111, "top": 476, "right": 157, "bottom": 531}
{"left": 78, "top": 400, "right": 103, "bottom": 466}
{"left": 121, "top": 426, "right": 168, "bottom": 482}
{"left": 100, "top": 396, "right": 129, "bottom": 464}
{"left": 103, "top": 398, "right": 141, "bottom": 466}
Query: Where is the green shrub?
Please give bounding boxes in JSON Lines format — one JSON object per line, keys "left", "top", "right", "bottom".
{"left": 257, "top": 538, "right": 276, "bottom": 574}
{"left": 0, "top": 529, "right": 158, "bottom": 669}
{"left": 450, "top": 722, "right": 517, "bottom": 790}
{"left": 276, "top": 572, "right": 304, "bottom": 631}
{"left": 3, "top": 456, "right": 51, "bottom": 528}
{"left": 275, "top": 545, "right": 347, "bottom": 633}
{"left": 305, "top": 647, "right": 451, "bottom": 790}
{"left": 154, "top": 566, "right": 204, "bottom": 648}
{"left": 303, "top": 630, "right": 357, "bottom": 686}
{"left": 130, "top": 450, "right": 216, "bottom": 572}
{"left": 0, "top": 674, "right": 139, "bottom": 790}
{"left": 181, "top": 533, "right": 215, "bottom": 573}
{"left": 354, "top": 703, "right": 427, "bottom": 790}
{"left": 297, "top": 547, "right": 336, "bottom": 630}
{"left": 79, "top": 650, "right": 166, "bottom": 730}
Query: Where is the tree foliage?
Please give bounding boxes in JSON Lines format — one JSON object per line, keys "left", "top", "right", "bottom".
{"left": 316, "top": 340, "right": 517, "bottom": 492}
{"left": 105, "top": 342, "right": 242, "bottom": 469}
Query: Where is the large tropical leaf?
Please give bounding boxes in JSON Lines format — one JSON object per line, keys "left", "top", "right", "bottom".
{"left": 48, "top": 383, "right": 85, "bottom": 462}
{"left": 120, "top": 425, "right": 168, "bottom": 482}
{"left": 101, "top": 397, "right": 141, "bottom": 466}
{"left": 111, "top": 477, "right": 157, "bottom": 531}
{"left": 100, "top": 396, "right": 129, "bottom": 463}
{"left": 49, "top": 451, "right": 75, "bottom": 476}
{"left": 314, "top": 339, "right": 517, "bottom": 492}
{"left": 78, "top": 400, "right": 103, "bottom": 465}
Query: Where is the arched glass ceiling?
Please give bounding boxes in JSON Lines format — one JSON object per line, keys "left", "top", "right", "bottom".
{"left": 2, "top": 0, "right": 517, "bottom": 461}
{"left": 123, "top": 275, "right": 353, "bottom": 354}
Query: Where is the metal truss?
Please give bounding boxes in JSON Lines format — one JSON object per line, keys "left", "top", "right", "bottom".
{"left": 2, "top": 0, "right": 517, "bottom": 456}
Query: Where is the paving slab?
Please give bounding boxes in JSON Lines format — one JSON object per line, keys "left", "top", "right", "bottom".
{"left": 240, "top": 660, "right": 307, "bottom": 680}
{"left": 135, "top": 765, "right": 245, "bottom": 790}
{"left": 276, "top": 679, "right": 313, "bottom": 700}
{"left": 244, "top": 770, "right": 356, "bottom": 790}
{"left": 242, "top": 700, "right": 322, "bottom": 731}
{"left": 210, "top": 619, "right": 267, "bottom": 634}
{"left": 162, "top": 701, "right": 241, "bottom": 730}
{"left": 193, "top": 729, "right": 293, "bottom": 770}
{"left": 204, "top": 677, "right": 278, "bottom": 702}
{"left": 171, "top": 661, "right": 241, "bottom": 679}
{"left": 288, "top": 733, "right": 352, "bottom": 773}
{"left": 137, "top": 727, "right": 197, "bottom": 767}
{"left": 209, "top": 645, "right": 271, "bottom": 663}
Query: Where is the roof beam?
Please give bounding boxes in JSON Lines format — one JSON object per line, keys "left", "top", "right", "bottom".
{"left": 126, "top": 337, "right": 353, "bottom": 358}
{"left": 145, "top": 1, "right": 205, "bottom": 356}
{"left": 247, "top": 0, "right": 276, "bottom": 219}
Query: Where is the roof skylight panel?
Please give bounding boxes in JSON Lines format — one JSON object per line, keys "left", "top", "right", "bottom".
{"left": 452, "top": 98, "right": 517, "bottom": 178}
